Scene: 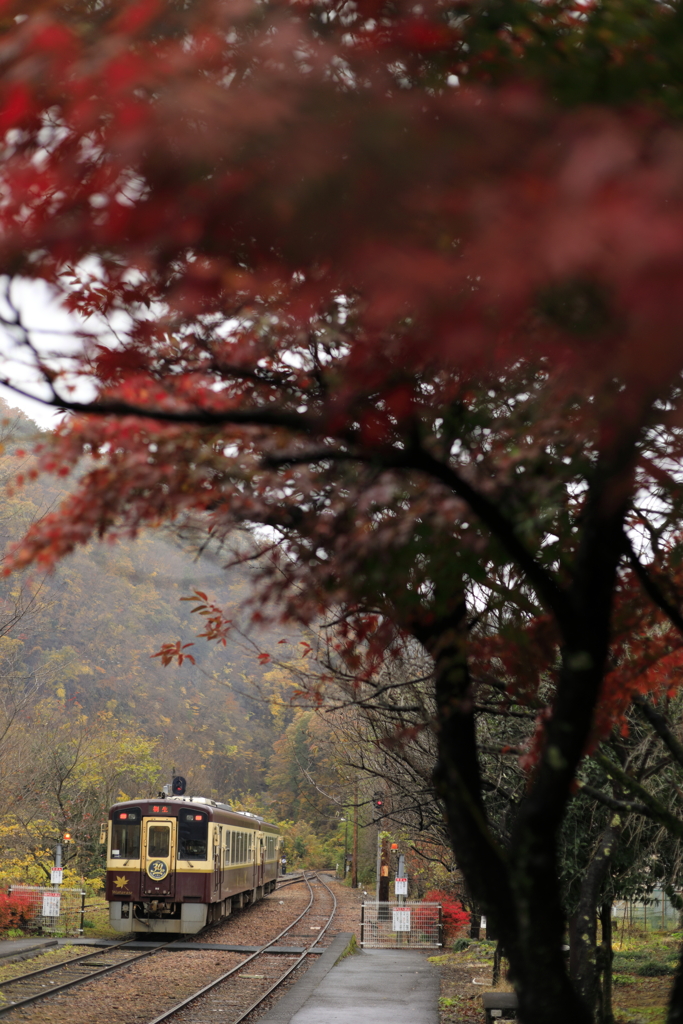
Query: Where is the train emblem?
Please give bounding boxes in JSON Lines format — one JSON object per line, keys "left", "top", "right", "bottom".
{"left": 147, "top": 860, "right": 168, "bottom": 881}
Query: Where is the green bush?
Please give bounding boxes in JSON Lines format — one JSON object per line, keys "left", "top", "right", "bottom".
{"left": 634, "top": 960, "right": 677, "bottom": 977}
{"left": 452, "top": 938, "right": 471, "bottom": 952}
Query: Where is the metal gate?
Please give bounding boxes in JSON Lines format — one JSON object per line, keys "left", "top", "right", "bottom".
{"left": 8, "top": 886, "right": 86, "bottom": 936}
{"left": 361, "top": 901, "right": 442, "bottom": 948}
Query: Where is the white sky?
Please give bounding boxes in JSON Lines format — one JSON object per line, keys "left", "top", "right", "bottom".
{"left": 0, "top": 278, "right": 102, "bottom": 430}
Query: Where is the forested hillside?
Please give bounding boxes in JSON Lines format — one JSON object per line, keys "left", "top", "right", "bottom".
{"left": 0, "top": 401, "right": 352, "bottom": 884}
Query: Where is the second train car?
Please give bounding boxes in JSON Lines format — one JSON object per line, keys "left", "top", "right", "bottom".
{"left": 103, "top": 796, "right": 283, "bottom": 934}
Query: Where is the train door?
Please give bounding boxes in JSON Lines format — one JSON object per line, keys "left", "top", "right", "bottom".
{"left": 213, "top": 826, "right": 222, "bottom": 896}
{"left": 223, "top": 830, "right": 230, "bottom": 889}
{"left": 141, "top": 817, "right": 176, "bottom": 897}
{"left": 257, "top": 834, "right": 265, "bottom": 887}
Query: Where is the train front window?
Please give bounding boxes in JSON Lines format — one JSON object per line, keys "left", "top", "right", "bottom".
{"left": 178, "top": 811, "right": 208, "bottom": 860}
{"left": 110, "top": 809, "right": 141, "bottom": 859}
{"left": 148, "top": 825, "right": 170, "bottom": 858}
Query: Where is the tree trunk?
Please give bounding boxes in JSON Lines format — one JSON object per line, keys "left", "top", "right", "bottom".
{"left": 493, "top": 940, "right": 503, "bottom": 986}
{"left": 569, "top": 820, "right": 621, "bottom": 1014}
{"left": 426, "top": 602, "right": 594, "bottom": 1024}
{"left": 599, "top": 902, "right": 614, "bottom": 1024}
{"left": 421, "top": 471, "right": 628, "bottom": 1024}
{"left": 668, "top": 958, "right": 683, "bottom": 1024}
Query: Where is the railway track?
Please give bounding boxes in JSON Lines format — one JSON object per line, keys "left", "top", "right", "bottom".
{"left": 0, "top": 872, "right": 337, "bottom": 1024}
{"left": 146, "top": 871, "right": 338, "bottom": 1024}
{"left": 0, "top": 940, "right": 167, "bottom": 1015}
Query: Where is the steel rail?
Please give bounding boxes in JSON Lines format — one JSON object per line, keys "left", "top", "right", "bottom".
{"left": 228, "top": 871, "right": 339, "bottom": 1024}
{"left": 0, "top": 938, "right": 178, "bottom": 1016}
{"left": 0, "top": 938, "right": 135, "bottom": 986}
{"left": 145, "top": 871, "right": 337, "bottom": 1024}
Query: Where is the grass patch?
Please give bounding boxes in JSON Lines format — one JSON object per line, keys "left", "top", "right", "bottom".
{"left": 335, "top": 934, "right": 359, "bottom": 964}
{"left": 611, "top": 929, "right": 678, "bottom": 1024}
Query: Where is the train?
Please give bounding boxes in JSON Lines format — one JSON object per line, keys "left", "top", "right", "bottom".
{"left": 103, "top": 796, "right": 283, "bottom": 934}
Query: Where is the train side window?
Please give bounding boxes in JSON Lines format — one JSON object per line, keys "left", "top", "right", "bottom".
{"left": 225, "top": 832, "right": 231, "bottom": 863}
{"left": 111, "top": 809, "right": 141, "bottom": 859}
{"left": 178, "top": 811, "right": 208, "bottom": 860}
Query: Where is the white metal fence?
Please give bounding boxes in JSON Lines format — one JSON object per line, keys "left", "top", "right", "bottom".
{"left": 8, "top": 885, "right": 86, "bottom": 936}
{"left": 361, "top": 901, "right": 442, "bottom": 948}
{"left": 613, "top": 890, "right": 682, "bottom": 932}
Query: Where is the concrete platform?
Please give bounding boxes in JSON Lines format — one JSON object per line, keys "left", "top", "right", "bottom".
{"left": 259, "top": 938, "right": 439, "bottom": 1024}
{"left": 0, "top": 938, "right": 57, "bottom": 960}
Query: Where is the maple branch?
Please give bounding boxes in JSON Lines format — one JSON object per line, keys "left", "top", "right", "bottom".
{"left": 0, "top": 379, "right": 317, "bottom": 433}
{"left": 473, "top": 704, "right": 538, "bottom": 719}
{"left": 269, "top": 443, "right": 570, "bottom": 625}
{"left": 577, "top": 781, "right": 649, "bottom": 817}
{"left": 593, "top": 752, "right": 683, "bottom": 841}
{"left": 623, "top": 532, "right": 683, "bottom": 636}
{"left": 399, "top": 448, "right": 573, "bottom": 629}
{"left": 480, "top": 744, "right": 523, "bottom": 756}
{"left": 632, "top": 694, "right": 683, "bottom": 770}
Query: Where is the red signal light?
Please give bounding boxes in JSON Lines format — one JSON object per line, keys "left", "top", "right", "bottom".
{"left": 195, "top": 815, "right": 202, "bottom": 821}
{"left": 119, "top": 812, "right": 127, "bottom": 819}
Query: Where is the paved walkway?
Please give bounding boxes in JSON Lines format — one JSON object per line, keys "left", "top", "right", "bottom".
{"left": 261, "top": 935, "right": 439, "bottom": 1024}
{"left": 0, "top": 938, "right": 57, "bottom": 960}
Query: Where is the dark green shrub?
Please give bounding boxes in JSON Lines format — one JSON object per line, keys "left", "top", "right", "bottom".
{"left": 634, "top": 960, "right": 676, "bottom": 977}
{"left": 452, "top": 938, "right": 471, "bottom": 952}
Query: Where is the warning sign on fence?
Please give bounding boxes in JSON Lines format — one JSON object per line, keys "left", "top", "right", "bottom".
{"left": 392, "top": 908, "right": 411, "bottom": 931}
{"left": 42, "top": 894, "right": 61, "bottom": 918}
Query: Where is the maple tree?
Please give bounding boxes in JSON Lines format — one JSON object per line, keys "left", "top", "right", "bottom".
{"left": 5, "top": 0, "right": 683, "bottom": 1021}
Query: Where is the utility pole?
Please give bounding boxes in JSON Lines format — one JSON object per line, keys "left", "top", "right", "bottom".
{"left": 372, "top": 791, "right": 385, "bottom": 902}
{"left": 342, "top": 814, "right": 349, "bottom": 879}
{"left": 379, "top": 835, "right": 390, "bottom": 903}
{"left": 352, "top": 777, "right": 358, "bottom": 888}
{"left": 375, "top": 827, "right": 381, "bottom": 902}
